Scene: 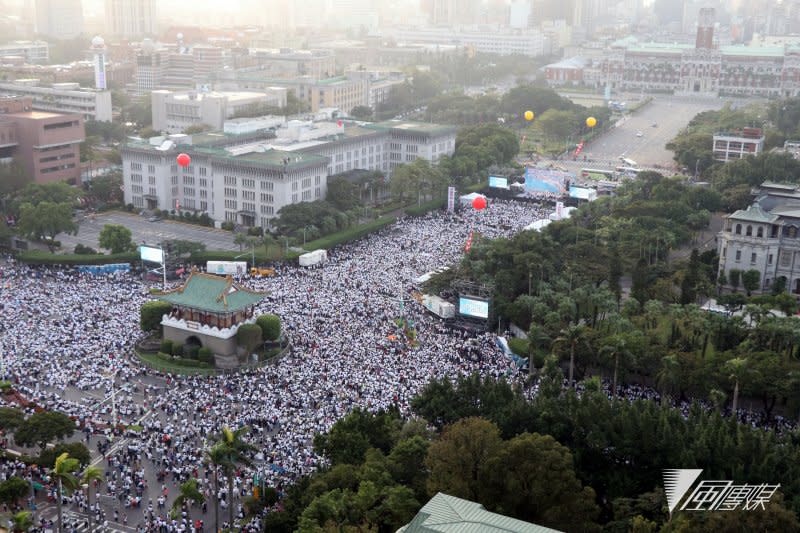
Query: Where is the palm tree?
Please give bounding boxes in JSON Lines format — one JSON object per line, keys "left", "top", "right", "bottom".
{"left": 215, "top": 426, "right": 257, "bottom": 527}
{"left": 171, "top": 478, "right": 205, "bottom": 519}
{"left": 11, "top": 511, "right": 33, "bottom": 533}
{"left": 81, "top": 465, "right": 103, "bottom": 533}
{"left": 205, "top": 444, "right": 227, "bottom": 533}
{"left": 599, "top": 335, "right": 634, "bottom": 398}
{"left": 656, "top": 354, "right": 681, "bottom": 403}
{"left": 552, "top": 324, "right": 589, "bottom": 388}
{"left": 725, "top": 357, "right": 749, "bottom": 415}
{"left": 53, "top": 453, "right": 80, "bottom": 533}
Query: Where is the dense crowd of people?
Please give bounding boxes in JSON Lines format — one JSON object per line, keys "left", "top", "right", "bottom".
{"left": 0, "top": 198, "right": 795, "bottom": 531}
{"left": 0, "top": 201, "right": 546, "bottom": 531}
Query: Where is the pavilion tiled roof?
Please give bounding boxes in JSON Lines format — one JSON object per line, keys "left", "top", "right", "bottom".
{"left": 399, "top": 493, "right": 563, "bottom": 533}
{"left": 155, "top": 271, "right": 265, "bottom": 313}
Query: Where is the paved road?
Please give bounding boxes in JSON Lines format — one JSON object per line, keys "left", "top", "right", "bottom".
{"left": 549, "top": 95, "right": 761, "bottom": 174}
{"left": 58, "top": 212, "right": 241, "bottom": 253}
{"left": 579, "top": 96, "right": 723, "bottom": 169}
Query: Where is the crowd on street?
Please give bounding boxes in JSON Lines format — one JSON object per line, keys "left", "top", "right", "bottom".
{"left": 0, "top": 198, "right": 796, "bottom": 531}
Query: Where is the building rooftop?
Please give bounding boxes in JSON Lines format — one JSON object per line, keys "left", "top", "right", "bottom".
{"left": 366, "top": 120, "right": 457, "bottom": 137}
{"left": 156, "top": 271, "right": 265, "bottom": 313}
{"left": 721, "top": 45, "right": 786, "bottom": 58}
{"left": 760, "top": 181, "right": 799, "bottom": 191}
{"left": 194, "top": 145, "right": 329, "bottom": 171}
{"left": 5, "top": 110, "right": 70, "bottom": 119}
{"left": 545, "top": 56, "right": 587, "bottom": 70}
{"left": 165, "top": 90, "right": 268, "bottom": 102}
{"left": 729, "top": 204, "right": 779, "bottom": 224}
{"left": 399, "top": 493, "right": 562, "bottom": 533}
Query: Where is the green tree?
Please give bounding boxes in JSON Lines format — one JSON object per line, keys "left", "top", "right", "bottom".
{"left": 85, "top": 172, "right": 123, "bottom": 204}
{"left": 171, "top": 478, "right": 205, "bottom": 519}
{"left": 81, "top": 465, "right": 103, "bottom": 533}
{"left": 326, "top": 176, "right": 363, "bottom": 211}
{"left": 387, "top": 436, "right": 430, "bottom": 500}
{"left": 98, "top": 223, "right": 133, "bottom": 254}
{"left": 0, "top": 159, "right": 31, "bottom": 200}
{"left": 599, "top": 334, "right": 635, "bottom": 398}
{"left": 0, "top": 407, "right": 24, "bottom": 432}
{"left": 537, "top": 109, "right": 578, "bottom": 141}
{"left": 724, "top": 357, "right": 749, "bottom": 414}
{"left": 205, "top": 444, "right": 226, "bottom": 533}
{"left": 484, "top": 433, "right": 600, "bottom": 532}
{"left": 350, "top": 106, "right": 373, "bottom": 120}
{"left": 215, "top": 426, "right": 256, "bottom": 526}
{"left": 39, "top": 442, "right": 91, "bottom": 468}
{"left": 0, "top": 477, "right": 32, "bottom": 507}
{"left": 236, "top": 323, "right": 263, "bottom": 355}
{"left": 183, "top": 123, "right": 212, "bottom": 134}
{"left": 314, "top": 408, "right": 401, "bottom": 466}
{"left": 425, "top": 417, "right": 503, "bottom": 501}
{"left": 53, "top": 453, "right": 80, "bottom": 533}
{"left": 552, "top": 324, "right": 590, "bottom": 388}
{"left": 17, "top": 202, "right": 77, "bottom": 252}
{"left": 729, "top": 268, "right": 741, "bottom": 292}
{"left": 139, "top": 301, "right": 172, "bottom": 333}
{"left": 742, "top": 269, "right": 761, "bottom": 296}
{"left": 256, "top": 314, "right": 281, "bottom": 341}
{"left": 11, "top": 511, "right": 33, "bottom": 533}
{"left": 14, "top": 411, "right": 75, "bottom": 452}
{"left": 13, "top": 182, "right": 79, "bottom": 210}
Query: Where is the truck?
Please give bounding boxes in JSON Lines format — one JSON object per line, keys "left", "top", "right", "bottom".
{"left": 422, "top": 294, "right": 456, "bottom": 319}
{"left": 206, "top": 261, "right": 248, "bottom": 275}
{"left": 250, "top": 266, "right": 276, "bottom": 277}
{"left": 299, "top": 249, "right": 328, "bottom": 267}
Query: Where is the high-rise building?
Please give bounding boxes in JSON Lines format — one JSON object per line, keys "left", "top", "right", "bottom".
{"left": 35, "top": 0, "right": 84, "bottom": 39}
{"left": 696, "top": 7, "right": 715, "bottom": 49}
{"left": 104, "top": 0, "right": 156, "bottom": 38}
{"left": 90, "top": 36, "right": 108, "bottom": 90}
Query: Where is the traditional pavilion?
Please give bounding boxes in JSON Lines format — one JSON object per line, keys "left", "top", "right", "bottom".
{"left": 155, "top": 271, "right": 266, "bottom": 358}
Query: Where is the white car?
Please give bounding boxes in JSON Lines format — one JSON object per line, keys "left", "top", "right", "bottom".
{"left": 636, "top": 131, "right": 643, "bottom": 137}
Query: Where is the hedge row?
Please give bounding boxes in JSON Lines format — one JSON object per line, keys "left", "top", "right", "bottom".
{"left": 296, "top": 215, "right": 397, "bottom": 255}
{"left": 155, "top": 352, "right": 213, "bottom": 368}
{"left": 18, "top": 251, "right": 139, "bottom": 265}
{"left": 405, "top": 198, "right": 447, "bottom": 217}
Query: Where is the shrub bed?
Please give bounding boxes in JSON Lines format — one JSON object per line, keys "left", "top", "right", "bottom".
{"left": 297, "top": 216, "right": 396, "bottom": 254}
{"left": 18, "top": 251, "right": 138, "bottom": 265}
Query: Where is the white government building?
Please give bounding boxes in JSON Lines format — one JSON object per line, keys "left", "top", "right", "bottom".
{"left": 718, "top": 182, "right": 800, "bottom": 296}
{"left": 121, "top": 119, "right": 456, "bottom": 228}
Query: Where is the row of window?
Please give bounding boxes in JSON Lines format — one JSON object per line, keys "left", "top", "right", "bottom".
{"left": 733, "top": 223, "right": 799, "bottom": 238}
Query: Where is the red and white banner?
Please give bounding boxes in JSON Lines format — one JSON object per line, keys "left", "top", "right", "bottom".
{"left": 465, "top": 230, "right": 474, "bottom": 253}
{"left": 574, "top": 140, "right": 585, "bottom": 156}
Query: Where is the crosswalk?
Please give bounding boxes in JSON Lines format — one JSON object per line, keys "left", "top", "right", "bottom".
{"left": 41, "top": 510, "right": 133, "bottom": 533}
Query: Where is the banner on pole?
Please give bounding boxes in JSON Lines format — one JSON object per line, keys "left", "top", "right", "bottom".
{"left": 447, "top": 186, "right": 456, "bottom": 212}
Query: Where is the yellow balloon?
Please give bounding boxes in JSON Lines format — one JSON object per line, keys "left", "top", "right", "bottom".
{"left": 524, "top": 110, "right": 534, "bottom": 121}
{"left": 586, "top": 116, "right": 597, "bottom": 128}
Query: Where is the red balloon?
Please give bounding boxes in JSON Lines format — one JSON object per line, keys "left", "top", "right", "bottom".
{"left": 176, "top": 153, "right": 191, "bottom": 168}
{"left": 337, "top": 120, "right": 343, "bottom": 127}
{"left": 472, "top": 196, "right": 487, "bottom": 210}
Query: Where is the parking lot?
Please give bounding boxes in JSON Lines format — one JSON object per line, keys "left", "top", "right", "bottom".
{"left": 58, "top": 211, "right": 241, "bottom": 253}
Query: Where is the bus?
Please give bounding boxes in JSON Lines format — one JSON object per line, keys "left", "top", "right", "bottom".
{"left": 616, "top": 166, "right": 640, "bottom": 177}
{"left": 581, "top": 168, "right": 616, "bottom": 181}
{"left": 619, "top": 156, "right": 638, "bottom": 168}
